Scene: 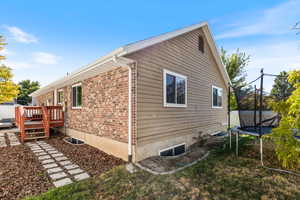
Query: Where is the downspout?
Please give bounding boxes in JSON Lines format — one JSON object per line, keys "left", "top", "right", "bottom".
{"left": 112, "top": 56, "right": 135, "bottom": 162}
{"left": 127, "top": 64, "right": 133, "bottom": 162}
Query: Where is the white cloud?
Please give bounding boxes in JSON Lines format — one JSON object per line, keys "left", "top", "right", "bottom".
{"left": 4, "top": 26, "right": 38, "bottom": 43}
{"left": 32, "top": 52, "right": 59, "bottom": 65}
{"left": 3, "top": 60, "right": 33, "bottom": 69}
{"left": 2, "top": 52, "right": 60, "bottom": 69}
{"left": 216, "top": 0, "right": 300, "bottom": 39}
{"left": 229, "top": 40, "right": 300, "bottom": 91}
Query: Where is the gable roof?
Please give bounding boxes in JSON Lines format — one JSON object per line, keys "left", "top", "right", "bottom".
{"left": 31, "top": 22, "right": 230, "bottom": 97}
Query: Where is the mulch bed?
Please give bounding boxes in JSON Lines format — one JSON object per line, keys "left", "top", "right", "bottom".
{"left": 0, "top": 144, "right": 51, "bottom": 200}
{"left": 47, "top": 134, "right": 125, "bottom": 177}
{"left": 0, "top": 130, "right": 125, "bottom": 200}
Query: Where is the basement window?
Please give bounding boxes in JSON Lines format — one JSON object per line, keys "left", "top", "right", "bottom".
{"left": 159, "top": 143, "right": 186, "bottom": 157}
{"left": 64, "top": 137, "right": 84, "bottom": 145}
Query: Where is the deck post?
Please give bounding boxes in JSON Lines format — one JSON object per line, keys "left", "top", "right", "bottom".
{"left": 42, "top": 106, "right": 50, "bottom": 138}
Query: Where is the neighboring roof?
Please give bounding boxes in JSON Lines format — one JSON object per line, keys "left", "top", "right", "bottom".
{"left": 31, "top": 21, "right": 231, "bottom": 97}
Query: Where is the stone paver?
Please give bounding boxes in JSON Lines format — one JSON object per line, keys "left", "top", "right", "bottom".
{"left": 54, "top": 156, "right": 68, "bottom": 161}
{"left": 41, "top": 159, "right": 55, "bottom": 164}
{"left": 10, "top": 142, "right": 20, "bottom": 146}
{"left": 36, "top": 152, "right": 48, "bottom": 156}
{"left": 38, "top": 155, "right": 51, "bottom": 160}
{"left": 53, "top": 178, "right": 73, "bottom": 187}
{"left": 0, "top": 134, "right": 7, "bottom": 147}
{"left": 68, "top": 168, "right": 83, "bottom": 175}
{"left": 0, "top": 133, "right": 21, "bottom": 147}
{"left": 59, "top": 160, "right": 72, "bottom": 166}
{"left": 64, "top": 164, "right": 80, "bottom": 170}
{"left": 32, "top": 150, "right": 45, "bottom": 153}
{"left": 43, "top": 163, "right": 58, "bottom": 169}
{"left": 48, "top": 150, "right": 59, "bottom": 154}
{"left": 51, "top": 153, "right": 63, "bottom": 157}
{"left": 31, "top": 147, "right": 42, "bottom": 150}
{"left": 50, "top": 172, "right": 67, "bottom": 180}
{"left": 74, "top": 173, "right": 90, "bottom": 181}
{"left": 47, "top": 167, "right": 63, "bottom": 174}
{"left": 28, "top": 141, "right": 89, "bottom": 187}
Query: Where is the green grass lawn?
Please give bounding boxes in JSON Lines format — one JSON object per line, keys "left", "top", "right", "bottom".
{"left": 25, "top": 138, "right": 300, "bottom": 200}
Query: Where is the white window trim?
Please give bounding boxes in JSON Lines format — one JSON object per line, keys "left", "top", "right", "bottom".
{"left": 163, "top": 69, "right": 187, "bottom": 108}
{"left": 72, "top": 83, "right": 82, "bottom": 109}
{"left": 57, "top": 89, "right": 64, "bottom": 105}
{"left": 158, "top": 143, "right": 186, "bottom": 156}
{"left": 212, "top": 85, "right": 223, "bottom": 109}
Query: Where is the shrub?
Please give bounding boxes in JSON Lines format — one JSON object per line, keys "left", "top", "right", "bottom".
{"left": 270, "top": 70, "right": 300, "bottom": 169}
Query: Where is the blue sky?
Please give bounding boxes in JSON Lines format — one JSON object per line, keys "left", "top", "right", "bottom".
{"left": 0, "top": 0, "right": 299, "bottom": 91}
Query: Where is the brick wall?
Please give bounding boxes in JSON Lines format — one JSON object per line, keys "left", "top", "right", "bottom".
{"left": 36, "top": 67, "right": 132, "bottom": 143}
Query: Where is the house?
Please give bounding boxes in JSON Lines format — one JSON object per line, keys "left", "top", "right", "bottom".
{"left": 30, "top": 22, "right": 231, "bottom": 162}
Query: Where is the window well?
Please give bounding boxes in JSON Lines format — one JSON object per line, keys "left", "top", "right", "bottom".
{"left": 64, "top": 137, "right": 84, "bottom": 145}
{"left": 159, "top": 144, "right": 186, "bottom": 157}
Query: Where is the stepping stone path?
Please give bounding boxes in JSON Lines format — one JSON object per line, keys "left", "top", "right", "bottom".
{"left": 0, "top": 132, "right": 6, "bottom": 147}
{"left": 0, "top": 131, "right": 21, "bottom": 147}
{"left": 26, "top": 141, "right": 90, "bottom": 187}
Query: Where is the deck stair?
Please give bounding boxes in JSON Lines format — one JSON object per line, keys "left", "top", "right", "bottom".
{"left": 15, "top": 106, "right": 64, "bottom": 142}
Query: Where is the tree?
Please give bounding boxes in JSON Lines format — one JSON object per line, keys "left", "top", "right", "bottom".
{"left": 221, "top": 48, "right": 250, "bottom": 110}
{"left": 17, "top": 80, "right": 40, "bottom": 105}
{"left": 271, "top": 71, "right": 294, "bottom": 101}
{"left": 0, "top": 36, "right": 19, "bottom": 103}
{"left": 270, "top": 70, "right": 300, "bottom": 168}
{"left": 221, "top": 48, "right": 250, "bottom": 88}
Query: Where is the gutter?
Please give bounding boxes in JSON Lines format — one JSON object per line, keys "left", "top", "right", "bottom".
{"left": 112, "top": 56, "right": 136, "bottom": 162}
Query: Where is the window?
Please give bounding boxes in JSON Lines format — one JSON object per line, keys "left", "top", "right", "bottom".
{"left": 212, "top": 85, "right": 223, "bottom": 108}
{"left": 198, "top": 36, "right": 204, "bottom": 53}
{"left": 159, "top": 144, "right": 186, "bottom": 157}
{"left": 57, "top": 90, "right": 64, "bottom": 105}
{"left": 163, "top": 69, "right": 187, "bottom": 107}
{"left": 72, "top": 83, "right": 82, "bottom": 108}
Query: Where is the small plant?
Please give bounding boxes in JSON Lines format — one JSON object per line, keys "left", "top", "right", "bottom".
{"left": 193, "top": 131, "right": 207, "bottom": 147}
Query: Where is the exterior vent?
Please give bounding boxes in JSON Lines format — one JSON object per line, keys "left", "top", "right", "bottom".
{"left": 198, "top": 36, "right": 204, "bottom": 53}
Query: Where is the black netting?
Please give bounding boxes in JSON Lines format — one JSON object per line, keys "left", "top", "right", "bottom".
{"left": 232, "top": 72, "right": 279, "bottom": 136}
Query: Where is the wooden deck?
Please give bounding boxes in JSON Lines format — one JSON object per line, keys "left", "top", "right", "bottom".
{"left": 15, "top": 106, "right": 64, "bottom": 142}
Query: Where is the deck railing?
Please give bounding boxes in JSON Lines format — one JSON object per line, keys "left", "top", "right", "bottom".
{"left": 46, "top": 106, "right": 64, "bottom": 122}
{"left": 15, "top": 106, "right": 64, "bottom": 142}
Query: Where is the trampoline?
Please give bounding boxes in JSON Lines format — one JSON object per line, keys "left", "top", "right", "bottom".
{"left": 227, "top": 69, "right": 282, "bottom": 165}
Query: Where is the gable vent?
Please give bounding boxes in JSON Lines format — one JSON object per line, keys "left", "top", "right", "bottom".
{"left": 198, "top": 36, "right": 204, "bottom": 53}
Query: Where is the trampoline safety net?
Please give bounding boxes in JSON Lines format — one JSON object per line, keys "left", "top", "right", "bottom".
{"left": 232, "top": 70, "right": 280, "bottom": 136}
